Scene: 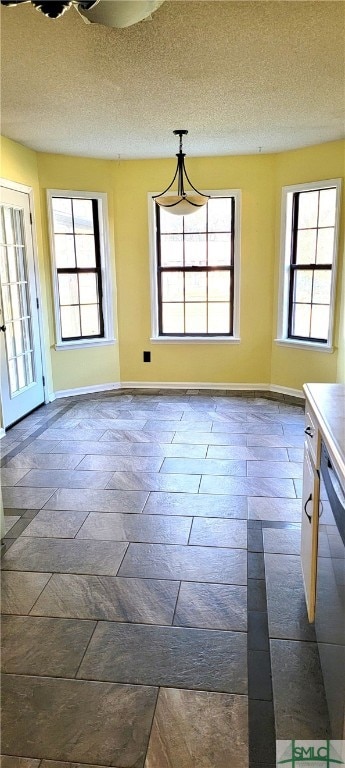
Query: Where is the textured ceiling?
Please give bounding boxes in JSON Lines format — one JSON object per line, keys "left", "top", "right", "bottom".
{"left": 1, "top": 0, "right": 344, "bottom": 158}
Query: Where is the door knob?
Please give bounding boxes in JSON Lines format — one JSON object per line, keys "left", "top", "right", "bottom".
{"left": 0, "top": 325, "right": 6, "bottom": 332}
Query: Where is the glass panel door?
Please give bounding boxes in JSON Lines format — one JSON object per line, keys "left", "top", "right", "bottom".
{"left": 0, "top": 186, "right": 44, "bottom": 428}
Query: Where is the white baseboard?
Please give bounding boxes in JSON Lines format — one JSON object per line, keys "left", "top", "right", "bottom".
{"left": 0, "top": 427, "right": 6, "bottom": 439}
{"left": 121, "top": 381, "right": 270, "bottom": 391}
{"left": 270, "top": 384, "right": 304, "bottom": 398}
{"left": 49, "top": 381, "right": 304, "bottom": 401}
{"left": 53, "top": 382, "right": 122, "bottom": 400}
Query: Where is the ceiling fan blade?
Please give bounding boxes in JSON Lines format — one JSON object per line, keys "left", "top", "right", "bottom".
{"left": 1, "top": 1, "right": 29, "bottom": 6}
{"left": 77, "top": 0, "right": 165, "bottom": 29}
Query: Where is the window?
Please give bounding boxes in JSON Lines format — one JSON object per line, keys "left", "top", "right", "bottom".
{"left": 150, "top": 191, "right": 240, "bottom": 340}
{"left": 277, "top": 179, "right": 341, "bottom": 350}
{"left": 47, "top": 190, "right": 114, "bottom": 349}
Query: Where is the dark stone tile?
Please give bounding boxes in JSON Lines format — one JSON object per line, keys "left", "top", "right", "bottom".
{"left": 145, "top": 688, "right": 249, "bottom": 767}
{"left": 247, "top": 528, "right": 263, "bottom": 552}
{"left": 1, "top": 538, "right": 128, "bottom": 576}
{"left": 247, "top": 579, "right": 267, "bottom": 612}
{"left": 1, "top": 615, "right": 95, "bottom": 676}
{"left": 4, "top": 519, "right": 30, "bottom": 540}
{"left": 248, "top": 496, "right": 302, "bottom": 522}
{"left": 248, "top": 552, "right": 265, "bottom": 579}
{"left": 43, "top": 488, "right": 148, "bottom": 513}
{"left": 143, "top": 492, "right": 248, "bottom": 519}
{"left": 77, "top": 622, "right": 248, "bottom": 694}
{"left": 265, "top": 554, "right": 316, "bottom": 641}
{"left": 1, "top": 571, "right": 52, "bottom": 615}
{"left": 16, "top": 469, "right": 113, "bottom": 489}
{"left": 1, "top": 674, "right": 157, "bottom": 767}
{"left": 248, "top": 699, "right": 276, "bottom": 765}
{"left": 189, "top": 518, "right": 247, "bottom": 548}
{"left": 31, "top": 574, "right": 179, "bottom": 625}
{"left": 0, "top": 758, "right": 40, "bottom": 768}
{"left": 248, "top": 650, "right": 272, "bottom": 700}
{"left": 106, "top": 470, "right": 200, "bottom": 493}
{"left": 200, "top": 476, "right": 296, "bottom": 497}
{"left": 248, "top": 611, "right": 269, "bottom": 650}
{"left": 173, "top": 582, "right": 247, "bottom": 631}
{"left": 118, "top": 543, "right": 247, "bottom": 584}
{"left": 1, "top": 487, "right": 57, "bottom": 510}
{"left": 270, "top": 639, "right": 331, "bottom": 738}
{"left": 22, "top": 511, "right": 89, "bottom": 539}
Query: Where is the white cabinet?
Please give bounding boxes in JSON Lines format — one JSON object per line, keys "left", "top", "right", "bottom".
{"left": 301, "top": 440, "right": 320, "bottom": 621}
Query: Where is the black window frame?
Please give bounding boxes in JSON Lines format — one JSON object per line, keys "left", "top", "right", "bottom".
{"left": 155, "top": 196, "right": 235, "bottom": 337}
{"left": 52, "top": 197, "right": 105, "bottom": 342}
{"left": 287, "top": 188, "right": 336, "bottom": 344}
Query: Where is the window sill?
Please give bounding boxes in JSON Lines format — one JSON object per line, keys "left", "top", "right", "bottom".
{"left": 275, "top": 338, "right": 334, "bottom": 353}
{"left": 55, "top": 338, "right": 116, "bottom": 351}
{"left": 150, "top": 336, "right": 241, "bottom": 345}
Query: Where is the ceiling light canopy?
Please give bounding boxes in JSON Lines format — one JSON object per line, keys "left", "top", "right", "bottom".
{"left": 153, "top": 130, "right": 210, "bottom": 216}
{"left": 0, "top": 0, "right": 165, "bottom": 26}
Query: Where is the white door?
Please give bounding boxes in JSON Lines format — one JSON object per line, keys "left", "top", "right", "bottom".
{"left": 0, "top": 186, "right": 45, "bottom": 428}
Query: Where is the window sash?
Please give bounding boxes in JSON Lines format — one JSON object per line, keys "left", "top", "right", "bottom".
{"left": 287, "top": 190, "right": 335, "bottom": 344}
{"left": 155, "top": 198, "right": 235, "bottom": 337}
{"left": 52, "top": 197, "right": 105, "bottom": 342}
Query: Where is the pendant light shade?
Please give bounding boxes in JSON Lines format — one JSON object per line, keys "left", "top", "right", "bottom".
{"left": 153, "top": 130, "right": 210, "bottom": 216}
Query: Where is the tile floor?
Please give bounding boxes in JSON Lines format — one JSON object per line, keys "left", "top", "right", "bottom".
{"left": 0, "top": 389, "right": 331, "bottom": 768}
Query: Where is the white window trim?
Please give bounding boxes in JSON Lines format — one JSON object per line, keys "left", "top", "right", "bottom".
{"left": 47, "top": 189, "right": 115, "bottom": 350}
{"left": 148, "top": 189, "right": 241, "bottom": 342}
{"left": 276, "top": 178, "right": 342, "bottom": 352}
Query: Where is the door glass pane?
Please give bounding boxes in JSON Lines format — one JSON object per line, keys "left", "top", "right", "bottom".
{"left": 13, "top": 319, "right": 25, "bottom": 355}
{"left": 161, "top": 272, "right": 184, "bottom": 302}
{"left": 13, "top": 209, "right": 24, "bottom": 246}
{"left": 160, "top": 235, "right": 183, "bottom": 267}
{"left": 16, "top": 247, "right": 27, "bottom": 283}
{"left": 162, "top": 303, "right": 184, "bottom": 333}
{"left": 208, "top": 198, "right": 232, "bottom": 232}
{"left": 185, "top": 302, "right": 207, "bottom": 333}
{"left": 75, "top": 235, "right": 96, "bottom": 268}
{"left": 72, "top": 199, "right": 94, "bottom": 234}
{"left": 79, "top": 273, "right": 98, "bottom": 304}
{"left": 185, "top": 234, "right": 206, "bottom": 266}
{"left": 4, "top": 207, "right": 14, "bottom": 244}
{"left": 318, "top": 188, "right": 336, "bottom": 227}
{"left": 52, "top": 198, "right": 73, "bottom": 233}
{"left": 0, "top": 209, "right": 5, "bottom": 245}
{"left": 208, "top": 233, "right": 231, "bottom": 266}
{"left": 5, "top": 322, "right": 15, "bottom": 359}
{"left": 26, "top": 352, "right": 34, "bottom": 385}
{"left": 60, "top": 305, "right": 81, "bottom": 338}
{"left": 8, "top": 359, "right": 18, "bottom": 395}
{"left": 0, "top": 246, "right": 9, "bottom": 283}
{"left": 298, "top": 191, "right": 319, "bottom": 229}
{"left": 185, "top": 272, "right": 207, "bottom": 301}
{"left": 2, "top": 286, "right": 11, "bottom": 322}
{"left": 208, "top": 271, "right": 230, "bottom": 301}
{"left": 296, "top": 230, "right": 317, "bottom": 264}
{"left": 7, "top": 246, "right": 19, "bottom": 282}
{"left": 58, "top": 273, "right": 79, "bottom": 306}
{"left": 208, "top": 302, "right": 230, "bottom": 333}
{"left": 80, "top": 304, "right": 100, "bottom": 336}
{"left": 55, "top": 235, "right": 76, "bottom": 268}
{"left": 17, "top": 355, "right": 26, "bottom": 389}
{"left": 10, "top": 284, "right": 21, "bottom": 320}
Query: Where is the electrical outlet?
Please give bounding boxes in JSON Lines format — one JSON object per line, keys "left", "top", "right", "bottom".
{"left": 143, "top": 351, "right": 151, "bottom": 362}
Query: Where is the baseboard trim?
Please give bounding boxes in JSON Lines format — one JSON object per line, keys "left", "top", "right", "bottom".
{"left": 49, "top": 381, "right": 304, "bottom": 401}
{"left": 121, "top": 381, "right": 270, "bottom": 391}
{"left": 53, "top": 382, "right": 122, "bottom": 399}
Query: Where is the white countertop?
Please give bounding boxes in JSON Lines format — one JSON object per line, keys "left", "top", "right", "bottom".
{"left": 303, "top": 383, "right": 345, "bottom": 484}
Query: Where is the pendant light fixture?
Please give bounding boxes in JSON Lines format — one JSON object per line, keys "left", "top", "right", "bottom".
{"left": 153, "top": 130, "right": 210, "bottom": 216}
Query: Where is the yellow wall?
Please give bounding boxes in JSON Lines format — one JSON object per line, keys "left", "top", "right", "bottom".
{"left": 36, "top": 153, "right": 120, "bottom": 392}
{"left": 113, "top": 154, "right": 276, "bottom": 384}
{"left": 1, "top": 136, "right": 344, "bottom": 396}
{"left": 271, "top": 140, "right": 345, "bottom": 390}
